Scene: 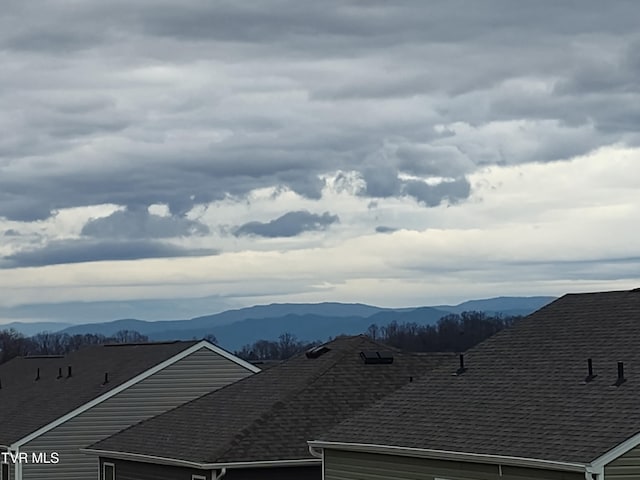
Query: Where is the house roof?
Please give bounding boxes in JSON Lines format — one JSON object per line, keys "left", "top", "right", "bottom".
{"left": 88, "top": 335, "right": 455, "bottom": 465}
{"left": 0, "top": 340, "right": 205, "bottom": 445}
{"left": 314, "top": 289, "right": 640, "bottom": 466}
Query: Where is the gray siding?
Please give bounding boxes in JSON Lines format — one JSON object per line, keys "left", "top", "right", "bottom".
{"left": 103, "top": 458, "right": 320, "bottom": 480}
{"left": 20, "top": 347, "right": 254, "bottom": 480}
{"left": 101, "top": 458, "right": 205, "bottom": 480}
{"left": 224, "top": 465, "right": 320, "bottom": 480}
{"left": 605, "top": 444, "right": 640, "bottom": 480}
{"left": 323, "top": 449, "right": 584, "bottom": 480}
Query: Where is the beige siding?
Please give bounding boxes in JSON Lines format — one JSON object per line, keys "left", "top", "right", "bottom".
{"left": 605, "top": 444, "right": 640, "bottom": 480}
{"left": 323, "top": 449, "right": 584, "bottom": 480}
{"left": 20, "top": 347, "right": 254, "bottom": 480}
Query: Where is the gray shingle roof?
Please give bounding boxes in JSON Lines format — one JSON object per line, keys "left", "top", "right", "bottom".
{"left": 89, "top": 335, "right": 454, "bottom": 463}
{"left": 0, "top": 341, "right": 200, "bottom": 445}
{"left": 317, "top": 289, "right": 640, "bottom": 465}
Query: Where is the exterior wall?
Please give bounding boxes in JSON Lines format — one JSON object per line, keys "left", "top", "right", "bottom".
{"left": 19, "top": 347, "right": 255, "bottom": 480}
{"left": 102, "top": 458, "right": 321, "bottom": 480}
{"left": 605, "top": 444, "right": 640, "bottom": 479}
{"left": 2, "top": 462, "right": 13, "bottom": 480}
{"left": 100, "top": 458, "right": 205, "bottom": 480}
{"left": 323, "top": 449, "right": 584, "bottom": 480}
{"left": 223, "top": 465, "right": 321, "bottom": 480}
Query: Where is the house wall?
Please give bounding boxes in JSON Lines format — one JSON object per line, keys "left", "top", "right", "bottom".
{"left": 323, "top": 449, "right": 584, "bottom": 480}
{"left": 101, "top": 458, "right": 321, "bottom": 480}
{"left": 100, "top": 458, "right": 205, "bottom": 480}
{"left": 19, "top": 347, "right": 255, "bottom": 480}
{"left": 604, "top": 444, "right": 640, "bottom": 479}
{"left": 223, "top": 464, "right": 321, "bottom": 480}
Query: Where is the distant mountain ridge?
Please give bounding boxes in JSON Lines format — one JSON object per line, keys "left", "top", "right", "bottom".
{"left": 0, "top": 321, "right": 73, "bottom": 336}
{"left": 435, "top": 296, "right": 557, "bottom": 316}
{"left": 58, "top": 302, "right": 391, "bottom": 337}
{"left": 4, "top": 296, "right": 557, "bottom": 351}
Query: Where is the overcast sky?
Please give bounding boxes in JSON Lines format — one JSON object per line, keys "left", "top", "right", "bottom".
{"left": 1, "top": 0, "right": 640, "bottom": 323}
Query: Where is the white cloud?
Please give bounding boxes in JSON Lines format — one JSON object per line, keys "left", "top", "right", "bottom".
{"left": 2, "top": 1, "right": 640, "bottom": 318}
{"left": 1, "top": 146, "right": 639, "bottom": 311}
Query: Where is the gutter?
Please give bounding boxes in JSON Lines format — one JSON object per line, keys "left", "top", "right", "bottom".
{"left": 81, "top": 448, "right": 320, "bottom": 470}
{"left": 307, "top": 441, "right": 587, "bottom": 474}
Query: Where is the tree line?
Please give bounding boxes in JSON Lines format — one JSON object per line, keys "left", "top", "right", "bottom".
{"left": 233, "top": 311, "right": 520, "bottom": 361}
{"left": 0, "top": 329, "right": 150, "bottom": 364}
{"left": 0, "top": 311, "right": 520, "bottom": 365}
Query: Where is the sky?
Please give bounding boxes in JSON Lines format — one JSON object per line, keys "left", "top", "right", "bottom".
{"left": 1, "top": 0, "right": 640, "bottom": 324}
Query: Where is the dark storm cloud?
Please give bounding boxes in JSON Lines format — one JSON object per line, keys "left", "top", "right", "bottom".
{"left": 1, "top": 0, "right": 639, "bottom": 227}
{"left": 0, "top": 239, "right": 218, "bottom": 269}
{"left": 81, "top": 208, "right": 209, "bottom": 239}
{"left": 375, "top": 226, "right": 397, "bottom": 234}
{"left": 233, "top": 211, "right": 339, "bottom": 238}
{"left": 403, "top": 178, "right": 472, "bottom": 207}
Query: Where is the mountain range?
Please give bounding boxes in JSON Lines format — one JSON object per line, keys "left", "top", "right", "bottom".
{"left": 1, "top": 296, "right": 556, "bottom": 351}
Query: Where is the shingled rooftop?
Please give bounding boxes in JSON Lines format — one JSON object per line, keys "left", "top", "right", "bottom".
{"left": 87, "top": 335, "right": 455, "bottom": 464}
{"left": 0, "top": 340, "right": 202, "bottom": 445}
{"left": 313, "top": 289, "right": 640, "bottom": 466}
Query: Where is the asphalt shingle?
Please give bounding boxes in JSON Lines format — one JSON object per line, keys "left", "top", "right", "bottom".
{"left": 90, "top": 335, "right": 454, "bottom": 463}
{"left": 0, "top": 341, "right": 200, "bottom": 445}
{"left": 318, "top": 289, "right": 640, "bottom": 465}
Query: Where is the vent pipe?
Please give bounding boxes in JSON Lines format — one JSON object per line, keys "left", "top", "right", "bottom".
{"left": 455, "top": 354, "right": 467, "bottom": 375}
{"left": 67, "top": 366, "right": 72, "bottom": 378}
{"left": 102, "top": 372, "right": 109, "bottom": 385}
{"left": 57, "top": 367, "right": 63, "bottom": 379}
{"left": 584, "top": 358, "right": 597, "bottom": 382}
{"left": 35, "top": 368, "right": 40, "bottom": 381}
{"left": 614, "top": 362, "right": 626, "bottom": 387}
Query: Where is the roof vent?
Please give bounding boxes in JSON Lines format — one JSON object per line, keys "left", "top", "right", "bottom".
{"left": 67, "top": 366, "right": 72, "bottom": 378}
{"left": 25, "top": 355, "right": 64, "bottom": 359}
{"left": 584, "top": 358, "right": 597, "bottom": 383}
{"left": 103, "top": 341, "right": 180, "bottom": 347}
{"left": 35, "top": 368, "right": 40, "bottom": 381}
{"left": 102, "top": 372, "right": 109, "bottom": 386}
{"left": 306, "top": 345, "right": 330, "bottom": 359}
{"left": 57, "top": 367, "right": 63, "bottom": 379}
{"left": 360, "top": 351, "right": 394, "bottom": 365}
{"left": 455, "top": 354, "right": 467, "bottom": 376}
{"left": 613, "top": 362, "right": 626, "bottom": 387}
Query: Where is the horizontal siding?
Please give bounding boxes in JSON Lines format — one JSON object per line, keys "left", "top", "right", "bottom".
{"left": 605, "top": 444, "right": 640, "bottom": 479}
{"left": 104, "top": 459, "right": 321, "bottom": 480}
{"left": 102, "top": 459, "right": 206, "bottom": 480}
{"left": 324, "top": 449, "right": 584, "bottom": 480}
{"left": 224, "top": 465, "right": 321, "bottom": 480}
{"left": 21, "top": 348, "right": 254, "bottom": 480}
{"left": 101, "top": 458, "right": 206, "bottom": 480}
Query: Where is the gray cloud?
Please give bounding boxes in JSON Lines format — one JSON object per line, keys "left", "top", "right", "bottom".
{"left": 234, "top": 211, "right": 339, "bottom": 238}
{"left": 81, "top": 208, "right": 209, "bottom": 239}
{"left": 0, "top": 0, "right": 638, "bottom": 225}
{"left": 1, "top": 240, "right": 218, "bottom": 269}
{"left": 375, "top": 226, "right": 397, "bottom": 234}
{"left": 403, "top": 178, "right": 472, "bottom": 207}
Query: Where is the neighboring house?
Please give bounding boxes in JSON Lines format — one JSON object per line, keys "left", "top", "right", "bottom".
{"left": 83, "top": 335, "right": 456, "bottom": 480}
{"left": 0, "top": 340, "right": 259, "bottom": 480}
{"left": 310, "top": 288, "right": 640, "bottom": 480}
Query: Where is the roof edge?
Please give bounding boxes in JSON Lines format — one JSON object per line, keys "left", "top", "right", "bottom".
{"left": 307, "top": 441, "right": 587, "bottom": 473}
{"left": 81, "top": 448, "right": 320, "bottom": 469}
{"left": 10, "top": 341, "right": 258, "bottom": 449}
{"left": 590, "top": 430, "right": 640, "bottom": 470}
